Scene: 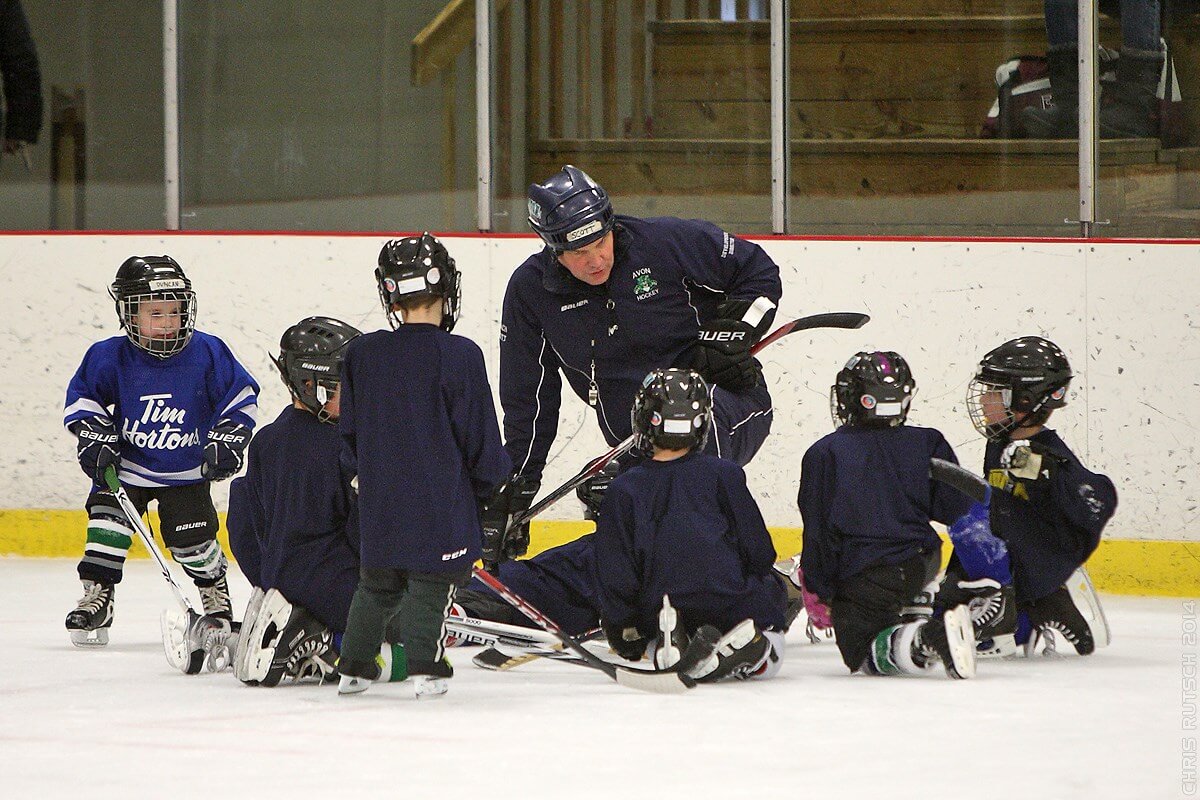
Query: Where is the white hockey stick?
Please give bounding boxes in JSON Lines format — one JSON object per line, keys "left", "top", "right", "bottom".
{"left": 103, "top": 466, "right": 211, "bottom": 674}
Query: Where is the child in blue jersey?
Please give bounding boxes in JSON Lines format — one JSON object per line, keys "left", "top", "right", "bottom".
{"left": 797, "top": 351, "right": 995, "bottom": 680}
{"left": 592, "top": 368, "right": 788, "bottom": 683}
{"left": 336, "top": 234, "right": 512, "bottom": 698}
{"left": 955, "top": 336, "right": 1117, "bottom": 657}
{"left": 62, "top": 255, "right": 258, "bottom": 647}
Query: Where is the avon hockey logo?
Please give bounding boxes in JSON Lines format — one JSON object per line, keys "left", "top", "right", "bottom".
{"left": 122, "top": 393, "right": 201, "bottom": 451}
{"left": 632, "top": 268, "right": 659, "bottom": 301}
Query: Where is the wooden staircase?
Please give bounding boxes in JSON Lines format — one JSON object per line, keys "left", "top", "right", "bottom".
{"left": 525, "top": 8, "right": 1200, "bottom": 236}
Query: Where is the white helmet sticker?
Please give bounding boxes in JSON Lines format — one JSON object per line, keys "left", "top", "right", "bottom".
{"left": 566, "top": 220, "right": 602, "bottom": 242}
{"left": 148, "top": 278, "right": 186, "bottom": 291}
{"left": 426, "top": 267, "right": 441, "bottom": 285}
{"left": 396, "top": 276, "right": 426, "bottom": 295}
{"left": 663, "top": 419, "right": 691, "bottom": 434}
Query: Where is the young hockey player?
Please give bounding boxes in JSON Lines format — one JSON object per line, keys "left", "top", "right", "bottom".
{"left": 336, "top": 234, "right": 512, "bottom": 697}
{"left": 62, "top": 255, "right": 258, "bottom": 647}
{"left": 224, "top": 316, "right": 408, "bottom": 686}
{"left": 483, "top": 164, "right": 783, "bottom": 574}
{"left": 591, "top": 368, "right": 788, "bottom": 683}
{"left": 797, "top": 351, "right": 993, "bottom": 679}
{"left": 955, "top": 336, "right": 1117, "bottom": 656}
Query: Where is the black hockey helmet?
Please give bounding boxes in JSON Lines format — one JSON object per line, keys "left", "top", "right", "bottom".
{"left": 576, "top": 460, "right": 622, "bottom": 521}
{"left": 967, "top": 336, "right": 1072, "bottom": 440}
{"left": 109, "top": 255, "right": 197, "bottom": 359}
{"left": 831, "top": 351, "right": 916, "bottom": 428}
{"left": 631, "top": 368, "right": 712, "bottom": 452}
{"left": 527, "top": 165, "right": 614, "bottom": 252}
{"left": 271, "top": 316, "right": 362, "bottom": 423}
{"left": 375, "top": 233, "right": 461, "bottom": 332}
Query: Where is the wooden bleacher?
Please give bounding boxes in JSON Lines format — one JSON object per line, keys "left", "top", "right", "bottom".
{"left": 418, "top": 1, "right": 1200, "bottom": 236}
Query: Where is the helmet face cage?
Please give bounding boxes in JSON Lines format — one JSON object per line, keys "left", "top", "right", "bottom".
{"left": 272, "top": 316, "right": 362, "bottom": 424}
{"left": 966, "top": 336, "right": 1071, "bottom": 440}
{"left": 110, "top": 256, "right": 197, "bottom": 359}
{"left": 375, "top": 233, "right": 461, "bottom": 332}
{"left": 527, "top": 165, "right": 615, "bottom": 252}
{"left": 830, "top": 351, "right": 916, "bottom": 428}
{"left": 631, "top": 369, "right": 712, "bottom": 452}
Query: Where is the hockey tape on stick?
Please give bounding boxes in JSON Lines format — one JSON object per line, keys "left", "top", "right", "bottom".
{"left": 471, "top": 567, "right": 696, "bottom": 694}
{"left": 507, "top": 311, "right": 871, "bottom": 532}
{"left": 929, "top": 458, "right": 990, "bottom": 503}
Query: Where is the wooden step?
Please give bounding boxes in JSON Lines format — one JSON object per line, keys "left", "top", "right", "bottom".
{"left": 528, "top": 138, "right": 1194, "bottom": 235}
{"left": 788, "top": 0, "right": 1044, "bottom": 17}
{"left": 649, "top": 17, "right": 1199, "bottom": 142}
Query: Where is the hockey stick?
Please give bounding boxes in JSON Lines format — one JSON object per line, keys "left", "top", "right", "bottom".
{"left": 508, "top": 310, "right": 871, "bottom": 532}
{"left": 472, "top": 629, "right": 608, "bottom": 671}
{"left": 471, "top": 567, "right": 698, "bottom": 694}
{"left": 102, "top": 466, "right": 210, "bottom": 674}
{"left": 929, "top": 458, "right": 990, "bottom": 503}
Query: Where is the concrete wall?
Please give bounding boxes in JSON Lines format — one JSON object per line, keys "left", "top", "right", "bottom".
{"left": 4, "top": 233, "right": 1198, "bottom": 544}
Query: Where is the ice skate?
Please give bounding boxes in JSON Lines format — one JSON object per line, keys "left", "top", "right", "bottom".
{"left": 338, "top": 674, "right": 371, "bottom": 695}
{"left": 917, "top": 605, "right": 977, "bottom": 679}
{"left": 413, "top": 675, "right": 449, "bottom": 698}
{"left": 197, "top": 574, "right": 233, "bottom": 622}
{"left": 65, "top": 580, "right": 114, "bottom": 647}
{"left": 685, "top": 619, "right": 771, "bottom": 683}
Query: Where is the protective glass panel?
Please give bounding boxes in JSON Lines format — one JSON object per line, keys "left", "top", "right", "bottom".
{"left": 785, "top": 0, "right": 1090, "bottom": 236}
{"left": 492, "top": 0, "right": 773, "bottom": 235}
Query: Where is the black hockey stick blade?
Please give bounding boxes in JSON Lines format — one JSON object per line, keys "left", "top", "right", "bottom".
{"left": 750, "top": 311, "right": 870, "bottom": 354}
{"left": 506, "top": 311, "right": 871, "bottom": 534}
{"left": 472, "top": 567, "right": 694, "bottom": 693}
{"left": 930, "top": 458, "right": 990, "bottom": 503}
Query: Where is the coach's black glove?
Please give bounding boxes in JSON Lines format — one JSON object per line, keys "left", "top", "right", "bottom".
{"left": 688, "top": 300, "right": 772, "bottom": 393}
{"left": 603, "top": 621, "right": 649, "bottom": 662}
{"left": 73, "top": 417, "right": 120, "bottom": 484}
{"left": 202, "top": 421, "right": 251, "bottom": 481}
{"left": 480, "top": 475, "right": 539, "bottom": 574}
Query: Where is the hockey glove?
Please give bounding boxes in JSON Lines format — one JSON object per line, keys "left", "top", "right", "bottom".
{"left": 1000, "top": 439, "right": 1059, "bottom": 482}
{"left": 480, "top": 475, "right": 539, "bottom": 574}
{"left": 73, "top": 416, "right": 120, "bottom": 484}
{"left": 603, "top": 621, "right": 649, "bottom": 662}
{"left": 202, "top": 421, "right": 251, "bottom": 482}
{"left": 689, "top": 299, "right": 772, "bottom": 393}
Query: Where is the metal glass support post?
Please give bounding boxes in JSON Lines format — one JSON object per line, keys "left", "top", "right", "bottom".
{"left": 770, "top": 0, "right": 788, "bottom": 233}
{"left": 164, "top": 0, "right": 180, "bottom": 230}
{"left": 477, "top": 0, "right": 493, "bottom": 232}
{"left": 1077, "top": 0, "right": 1098, "bottom": 238}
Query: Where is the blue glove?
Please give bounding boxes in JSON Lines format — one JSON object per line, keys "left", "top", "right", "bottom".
{"left": 202, "top": 421, "right": 251, "bottom": 481}
{"left": 73, "top": 417, "right": 120, "bottom": 484}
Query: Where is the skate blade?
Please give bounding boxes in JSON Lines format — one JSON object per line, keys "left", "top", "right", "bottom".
{"left": 70, "top": 628, "right": 109, "bottom": 647}
{"left": 976, "top": 633, "right": 1017, "bottom": 659}
{"left": 338, "top": 675, "right": 371, "bottom": 696}
{"left": 944, "top": 606, "right": 978, "bottom": 679}
{"left": 413, "top": 676, "right": 449, "bottom": 699}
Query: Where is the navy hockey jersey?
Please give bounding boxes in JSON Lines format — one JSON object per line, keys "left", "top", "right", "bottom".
{"left": 798, "top": 425, "right": 972, "bottom": 603}
{"left": 985, "top": 429, "right": 1116, "bottom": 603}
{"left": 500, "top": 215, "right": 782, "bottom": 481}
{"left": 340, "top": 324, "right": 512, "bottom": 572}
{"left": 63, "top": 332, "right": 258, "bottom": 487}
{"left": 592, "top": 451, "right": 786, "bottom": 636}
{"left": 227, "top": 406, "right": 360, "bottom": 631}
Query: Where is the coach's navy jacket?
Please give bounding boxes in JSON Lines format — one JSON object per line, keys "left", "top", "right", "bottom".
{"left": 593, "top": 451, "right": 787, "bottom": 636}
{"left": 340, "top": 324, "right": 512, "bottom": 572}
{"left": 227, "top": 405, "right": 360, "bottom": 631}
{"left": 985, "top": 429, "right": 1116, "bottom": 604}
{"left": 500, "top": 215, "right": 782, "bottom": 481}
{"left": 798, "top": 425, "right": 972, "bottom": 604}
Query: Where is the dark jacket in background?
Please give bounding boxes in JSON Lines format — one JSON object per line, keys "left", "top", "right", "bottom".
{"left": 1, "top": 0, "right": 43, "bottom": 143}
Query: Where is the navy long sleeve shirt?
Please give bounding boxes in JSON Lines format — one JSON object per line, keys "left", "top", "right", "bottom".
{"left": 985, "top": 428, "right": 1116, "bottom": 603}
{"left": 593, "top": 451, "right": 786, "bottom": 636}
{"left": 798, "top": 425, "right": 972, "bottom": 603}
{"left": 500, "top": 215, "right": 782, "bottom": 481}
{"left": 340, "top": 324, "right": 512, "bottom": 572}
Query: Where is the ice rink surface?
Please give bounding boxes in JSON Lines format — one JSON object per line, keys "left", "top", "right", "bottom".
{"left": 1, "top": 558, "right": 1188, "bottom": 799}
